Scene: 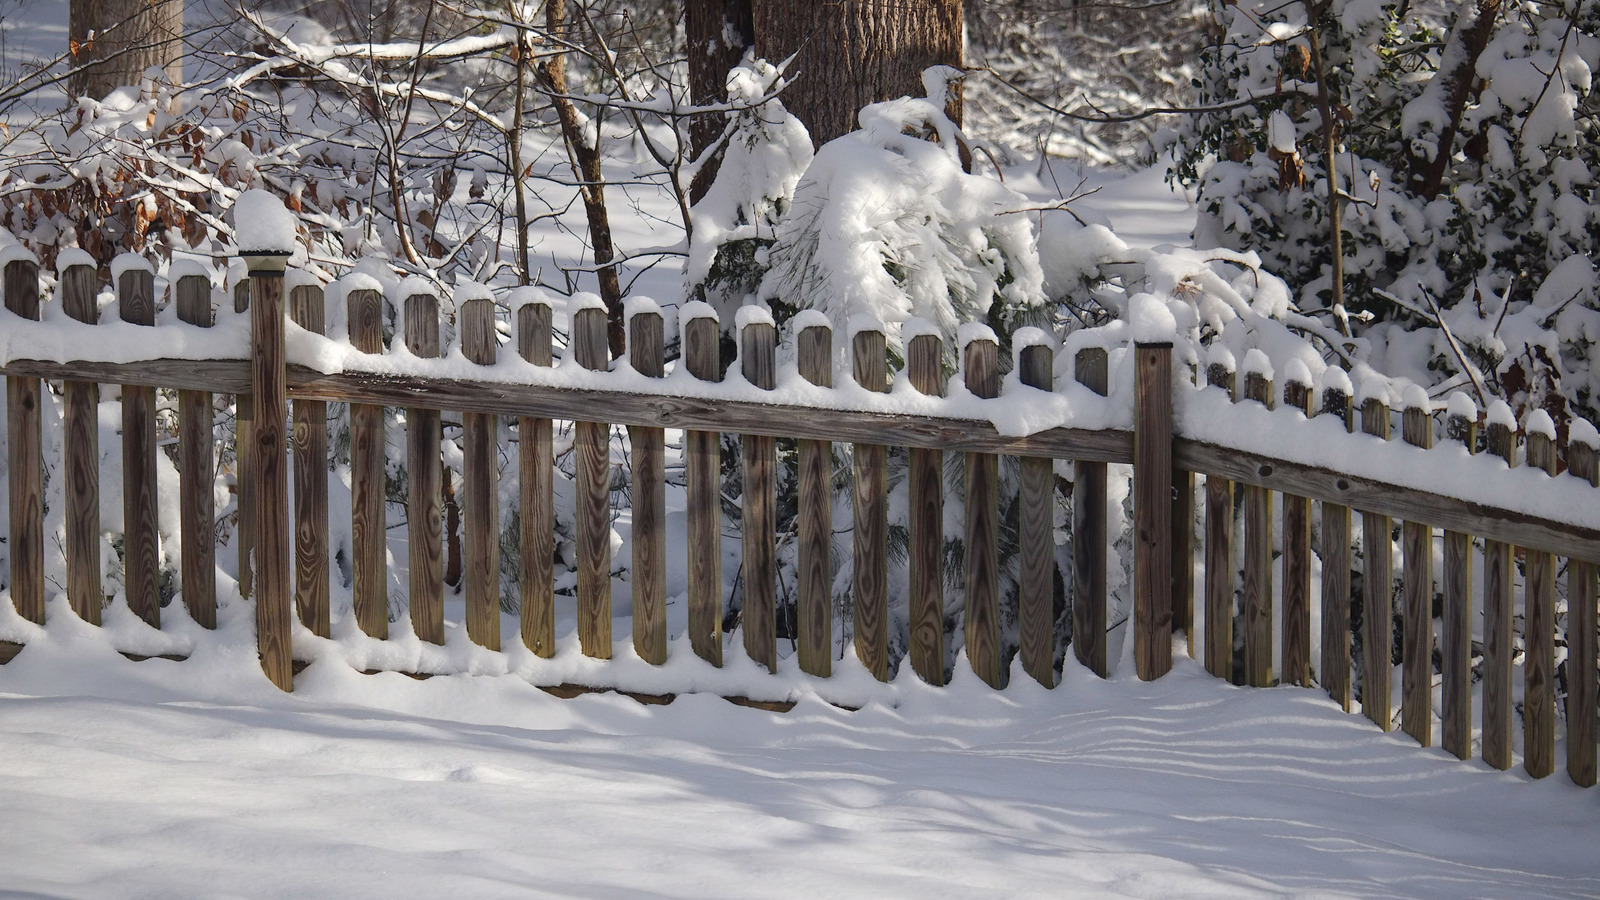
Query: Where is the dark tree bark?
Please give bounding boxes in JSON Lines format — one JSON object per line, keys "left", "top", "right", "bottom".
{"left": 751, "top": 0, "right": 962, "bottom": 147}
{"left": 1406, "top": 0, "right": 1502, "bottom": 199}
{"left": 68, "top": 0, "right": 183, "bottom": 99}
{"left": 686, "top": 0, "right": 755, "bottom": 202}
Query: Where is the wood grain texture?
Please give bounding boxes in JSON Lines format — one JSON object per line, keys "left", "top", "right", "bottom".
{"left": 61, "top": 263, "right": 103, "bottom": 625}
{"left": 739, "top": 321, "right": 778, "bottom": 673}
{"left": 629, "top": 310, "right": 667, "bottom": 665}
{"left": 1483, "top": 420, "right": 1516, "bottom": 770}
{"left": 1361, "top": 397, "right": 1393, "bottom": 731}
{"left": 1524, "top": 429, "right": 1558, "bottom": 778}
{"left": 288, "top": 282, "right": 328, "bottom": 638}
{"left": 249, "top": 269, "right": 292, "bottom": 692}
{"left": 1204, "top": 362, "right": 1236, "bottom": 682}
{"left": 234, "top": 275, "right": 253, "bottom": 603}
{"left": 684, "top": 316, "right": 723, "bottom": 666}
{"left": 120, "top": 268, "right": 161, "bottom": 628}
{"left": 851, "top": 327, "right": 888, "bottom": 682}
{"left": 404, "top": 292, "right": 444, "bottom": 645}
{"left": 347, "top": 289, "right": 387, "bottom": 640}
{"left": 1320, "top": 383, "right": 1355, "bottom": 710}
{"left": 574, "top": 307, "right": 612, "bottom": 659}
{"left": 1018, "top": 343, "right": 1056, "bottom": 688}
{"left": 965, "top": 337, "right": 1001, "bottom": 688}
{"left": 1567, "top": 440, "right": 1599, "bottom": 786}
{"left": 1401, "top": 404, "right": 1434, "bottom": 747}
{"left": 1174, "top": 459, "right": 1195, "bottom": 652}
{"left": 1437, "top": 410, "right": 1475, "bottom": 758}
{"left": 1074, "top": 348, "right": 1109, "bottom": 678}
{"left": 796, "top": 323, "right": 834, "bottom": 678}
{"left": 461, "top": 298, "right": 500, "bottom": 651}
{"left": 175, "top": 273, "right": 214, "bottom": 629}
{"left": 1241, "top": 370, "right": 1273, "bottom": 688}
{"left": 4, "top": 259, "right": 43, "bottom": 625}
{"left": 1278, "top": 379, "right": 1312, "bottom": 687}
{"left": 518, "top": 303, "right": 555, "bottom": 657}
{"left": 906, "top": 334, "right": 946, "bottom": 685}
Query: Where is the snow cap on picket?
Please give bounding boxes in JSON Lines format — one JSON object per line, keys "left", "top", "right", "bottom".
{"left": 1486, "top": 399, "right": 1517, "bottom": 430}
{"left": 1281, "top": 357, "right": 1312, "bottom": 389}
{"left": 1206, "top": 343, "right": 1236, "bottom": 374}
{"left": 1128, "top": 292, "right": 1177, "bottom": 344}
{"left": 0, "top": 243, "right": 39, "bottom": 269}
{"left": 233, "top": 189, "right": 299, "bottom": 258}
{"left": 453, "top": 280, "right": 494, "bottom": 308}
{"left": 678, "top": 300, "right": 718, "bottom": 343}
{"left": 285, "top": 267, "right": 322, "bottom": 294}
{"left": 1355, "top": 373, "right": 1390, "bottom": 408}
{"left": 1401, "top": 383, "right": 1432, "bottom": 413}
{"left": 1570, "top": 416, "right": 1600, "bottom": 450}
{"left": 623, "top": 296, "right": 661, "bottom": 323}
{"left": 54, "top": 248, "right": 96, "bottom": 273}
{"left": 1317, "top": 364, "right": 1352, "bottom": 397}
{"left": 1241, "top": 348, "right": 1272, "bottom": 382}
{"left": 848, "top": 313, "right": 885, "bottom": 340}
{"left": 957, "top": 321, "right": 997, "bottom": 349}
{"left": 790, "top": 309, "right": 832, "bottom": 334}
{"left": 1445, "top": 391, "right": 1478, "bottom": 423}
{"left": 736, "top": 304, "right": 775, "bottom": 331}
{"left": 167, "top": 259, "right": 214, "bottom": 286}
{"left": 1524, "top": 408, "right": 1557, "bottom": 440}
{"left": 900, "top": 316, "right": 940, "bottom": 345}
{"left": 504, "top": 285, "right": 553, "bottom": 313}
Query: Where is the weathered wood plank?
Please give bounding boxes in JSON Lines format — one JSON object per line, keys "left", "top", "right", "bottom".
{"left": 1401, "top": 401, "right": 1434, "bottom": 747}
{"left": 1568, "top": 438, "right": 1599, "bottom": 787}
{"left": 234, "top": 275, "right": 254, "bottom": 603}
{"left": 404, "top": 291, "right": 444, "bottom": 645}
{"left": 684, "top": 315, "right": 723, "bottom": 666}
{"left": 629, "top": 308, "right": 667, "bottom": 665}
{"left": 461, "top": 296, "right": 501, "bottom": 652}
{"left": 573, "top": 306, "right": 612, "bottom": 659}
{"left": 852, "top": 326, "right": 888, "bottom": 682}
{"left": 61, "top": 262, "right": 103, "bottom": 625}
{"left": 1204, "top": 360, "right": 1236, "bottom": 682}
{"left": 1361, "top": 396, "right": 1394, "bottom": 731}
{"left": 4, "top": 257, "right": 44, "bottom": 625}
{"left": 518, "top": 302, "right": 556, "bottom": 657}
{"left": 1242, "top": 369, "right": 1273, "bottom": 688}
{"left": 1482, "top": 415, "right": 1517, "bottom": 770}
{"left": 740, "top": 319, "right": 778, "bottom": 673}
{"left": 120, "top": 266, "right": 161, "bottom": 628}
{"left": 247, "top": 261, "right": 292, "bottom": 693}
{"left": 1524, "top": 426, "right": 1558, "bottom": 779}
{"left": 1441, "top": 404, "right": 1476, "bottom": 760}
{"left": 175, "top": 274, "right": 215, "bottom": 628}
{"left": 289, "top": 280, "right": 328, "bottom": 638}
{"left": 796, "top": 323, "right": 834, "bottom": 679}
{"left": 906, "top": 333, "right": 945, "bottom": 685}
{"left": 1281, "top": 377, "right": 1312, "bottom": 687}
{"left": 347, "top": 288, "right": 387, "bottom": 640}
{"left": 965, "top": 335, "right": 1001, "bottom": 688}
{"left": 1018, "top": 342, "right": 1056, "bottom": 688}
{"left": 1320, "top": 378, "right": 1354, "bottom": 710}
{"left": 1074, "top": 348, "right": 1109, "bottom": 678}
{"left": 1135, "top": 343, "right": 1174, "bottom": 681}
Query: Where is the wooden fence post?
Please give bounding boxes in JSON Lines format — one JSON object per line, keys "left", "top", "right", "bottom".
{"left": 1281, "top": 362, "right": 1313, "bottom": 687}
{"left": 852, "top": 320, "right": 888, "bottom": 681}
{"left": 516, "top": 295, "right": 555, "bottom": 656}
{"left": 347, "top": 284, "right": 387, "bottom": 640}
{"left": 288, "top": 276, "right": 328, "bottom": 637}
{"left": 1524, "top": 411, "right": 1559, "bottom": 779}
{"left": 1074, "top": 346, "right": 1109, "bottom": 678}
{"left": 628, "top": 301, "right": 667, "bottom": 665}
{"left": 1204, "top": 348, "right": 1236, "bottom": 682}
{"left": 1400, "top": 387, "right": 1435, "bottom": 746}
{"left": 1567, "top": 420, "right": 1600, "bottom": 787}
{"left": 1319, "top": 367, "right": 1355, "bottom": 708}
{"left": 1360, "top": 384, "right": 1394, "bottom": 731}
{"left": 404, "top": 286, "right": 444, "bottom": 644}
{"left": 4, "top": 252, "right": 43, "bottom": 625}
{"left": 1017, "top": 333, "right": 1056, "bottom": 688}
{"left": 573, "top": 303, "right": 612, "bottom": 658}
{"left": 906, "top": 327, "right": 946, "bottom": 684}
{"left": 240, "top": 242, "right": 292, "bottom": 693}
{"left": 1240, "top": 352, "right": 1273, "bottom": 687}
{"left": 461, "top": 290, "right": 501, "bottom": 651}
{"left": 60, "top": 256, "right": 102, "bottom": 625}
{"left": 1134, "top": 337, "right": 1174, "bottom": 681}
{"left": 1482, "top": 401, "right": 1518, "bottom": 769}
{"left": 234, "top": 271, "right": 254, "bottom": 602}
{"left": 741, "top": 312, "right": 779, "bottom": 672}
{"left": 118, "top": 256, "right": 161, "bottom": 628}
{"left": 964, "top": 328, "right": 1002, "bottom": 688}
{"left": 796, "top": 316, "right": 834, "bottom": 678}
{"left": 683, "top": 308, "right": 723, "bottom": 666}
{"left": 1441, "top": 394, "right": 1478, "bottom": 760}
{"left": 175, "top": 267, "right": 215, "bottom": 629}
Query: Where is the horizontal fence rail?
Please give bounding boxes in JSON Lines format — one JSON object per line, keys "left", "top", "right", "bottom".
{"left": 2, "top": 253, "right": 1599, "bottom": 787}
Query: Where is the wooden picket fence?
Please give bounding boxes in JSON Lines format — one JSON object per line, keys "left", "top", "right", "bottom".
{"left": 2, "top": 252, "right": 1599, "bottom": 787}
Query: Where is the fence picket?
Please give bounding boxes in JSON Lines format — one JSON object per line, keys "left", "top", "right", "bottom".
{"left": 1401, "top": 394, "right": 1434, "bottom": 747}
{"left": 741, "top": 317, "right": 778, "bottom": 672}
{"left": 1204, "top": 354, "right": 1236, "bottom": 682}
{"left": 1441, "top": 399, "right": 1477, "bottom": 760}
{"left": 461, "top": 295, "right": 501, "bottom": 651}
{"left": 1361, "top": 392, "right": 1394, "bottom": 730}
{"left": 1567, "top": 431, "right": 1599, "bottom": 787}
{"left": 1281, "top": 372, "right": 1312, "bottom": 687}
{"left": 852, "top": 325, "right": 888, "bottom": 681}
{"left": 907, "top": 331, "right": 945, "bottom": 685}
{"left": 1135, "top": 342, "right": 1174, "bottom": 681}
{"left": 1018, "top": 340, "right": 1056, "bottom": 688}
{"left": 1174, "top": 363, "right": 1196, "bottom": 655}
{"left": 120, "top": 262, "right": 161, "bottom": 628}
{"left": 1524, "top": 419, "right": 1559, "bottom": 778}
{"left": 347, "top": 287, "right": 388, "bottom": 640}
{"left": 796, "top": 321, "right": 834, "bottom": 678}
{"left": 629, "top": 306, "right": 666, "bottom": 665}
{"left": 1319, "top": 371, "right": 1354, "bottom": 709}
{"left": 1483, "top": 408, "right": 1517, "bottom": 769}
{"left": 234, "top": 274, "right": 253, "bottom": 602}
{"left": 289, "top": 279, "right": 328, "bottom": 637}
{"left": 573, "top": 306, "right": 612, "bottom": 659}
{"left": 245, "top": 254, "right": 292, "bottom": 692}
{"left": 517, "top": 300, "right": 556, "bottom": 657}
{"left": 965, "top": 333, "right": 1001, "bottom": 688}
{"left": 405, "top": 290, "right": 444, "bottom": 644}
{"left": 1241, "top": 365, "right": 1274, "bottom": 687}
{"left": 684, "top": 313, "right": 723, "bottom": 666}
{"left": 61, "top": 261, "right": 103, "bottom": 625}
{"left": 1074, "top": 347, "right": 1109, "bottom": 678}
{"left": 4, "top": 256, "right": 43, "bottom": 625}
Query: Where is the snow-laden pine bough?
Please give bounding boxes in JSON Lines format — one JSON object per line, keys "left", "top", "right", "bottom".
{"left": 2, "top": 242, "right": 1599, "bottom": 788}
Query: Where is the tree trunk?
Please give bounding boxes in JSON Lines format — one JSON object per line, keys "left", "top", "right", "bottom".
{"left": 68, "top": 0, "right": 183, "bottom": 100}
{"left": 686, "top": 0, "right": 755, "bottom": 202}
{"left": 1406, "top": 0, "right": 1502, "bottom": 199}
{"left": 751, "top": 0, "right": 962, "bottom": 147}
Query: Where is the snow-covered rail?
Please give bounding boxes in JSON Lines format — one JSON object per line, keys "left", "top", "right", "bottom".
{"left": 2, "top": 251, "right": 1599, "bottom": 788}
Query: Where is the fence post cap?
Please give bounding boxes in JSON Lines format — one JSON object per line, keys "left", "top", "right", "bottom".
{"left": 233, "top": 188, "right": 299, "bottom": 258}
